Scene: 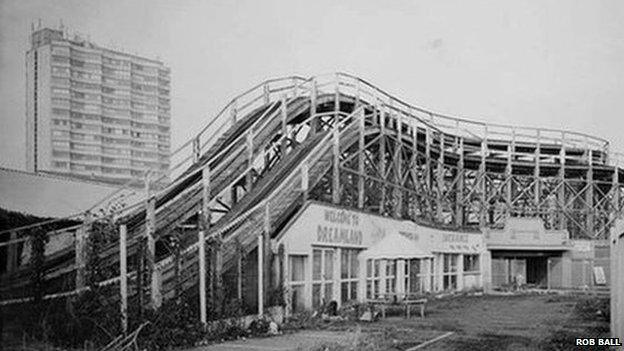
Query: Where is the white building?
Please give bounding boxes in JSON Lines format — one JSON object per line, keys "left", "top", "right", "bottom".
{"left": 25, "top": 26, "right": 171, "bottom": 185}
{"left": 273, "top": 202, "right": 488, "bottom": 313}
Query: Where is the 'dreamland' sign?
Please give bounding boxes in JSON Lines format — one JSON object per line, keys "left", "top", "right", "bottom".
{"left": 316, "top": 209, "right": 363, "bottom": 245}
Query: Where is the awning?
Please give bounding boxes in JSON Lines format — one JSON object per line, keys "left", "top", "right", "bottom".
{"left": 361, "top": 232, "right": 433, "bottom": 260}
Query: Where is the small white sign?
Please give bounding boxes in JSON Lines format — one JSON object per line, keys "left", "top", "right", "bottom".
{"left": 593, "top": 267, "right": 607, "bottom": 285}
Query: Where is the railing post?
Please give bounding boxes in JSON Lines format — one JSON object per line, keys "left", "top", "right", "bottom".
{"left": 310, "top": 79, "right": 317, "bottom": 136}
{"left": 263, "top": 83, "right": 270, "bottom": 105}
{"left": 75, "top": 211, "right": 92, "bottom": 291}
{"left": 231, "top": 98, "right": 238, "bottom": 124}
{"left": 280, "top": 94, "right": 288, "bottom": 157}
{"left": 292, "top": 77, "right": 298, "bottom": 97}
{"left": 193, "top": 137, "right": 200, "bottom": 164}
{"left": 119, "top": 224, "right": 128, "bottom": 335}
{"left": 379, "top": 101, "right": 386, "bottom": 215}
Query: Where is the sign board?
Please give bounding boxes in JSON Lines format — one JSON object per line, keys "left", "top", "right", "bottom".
{"left": 278, "top": 202, "right": 485, "bottom": 255}
{"left": 594, "top": 267, "right": 607, "bottom": 286}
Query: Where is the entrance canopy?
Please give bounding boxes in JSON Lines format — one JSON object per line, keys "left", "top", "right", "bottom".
{"left": 361, "top": 232, "right": 433, "bottom": 260}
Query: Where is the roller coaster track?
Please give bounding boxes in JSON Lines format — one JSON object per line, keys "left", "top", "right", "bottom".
{"left": 2, "top": 73, "right": 623, "bottom": 307}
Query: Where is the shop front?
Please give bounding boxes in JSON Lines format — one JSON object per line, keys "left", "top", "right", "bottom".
{"left": 484, "top": 217, "right": 572, "bottom": 289}
{"left": 275, "top": 201, "right": 487, "bottom": 314}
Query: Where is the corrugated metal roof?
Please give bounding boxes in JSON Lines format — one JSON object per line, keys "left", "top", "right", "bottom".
{"left": 0, "top": 167, "right": 142, "bottom": 219}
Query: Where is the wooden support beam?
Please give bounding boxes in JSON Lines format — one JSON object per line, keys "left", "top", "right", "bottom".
{"left": 436, "top": 132, "right": 444, "bottom": 223}
{"left": 75, "top": 211, "right": 91, "bottom": 290}
{"left": 246, "top": 131, "right": 254, "bottom": 188}
{"left": 280, "top": 94, "right": 288, "bottom": 156}
{"left": 506, "top": 129, "right": 515, "bottom": 218}
{"left": 301, "top": 161, "right": 309, "bottom": 202}
{"left": 263, "top": 83, "right": 270, "bottom": 105}
{"left": 456, "top": 127, "right": 464, "bottom": 227}
{"left": 198, "top": 226, "right": 207, "bottom": 325}
{"left": 332, "top": 107, "right": 341, "bottom": 205}
{"left": 119, "top": 224, "right": 128, "bottom": 335}
{"left": 231, "top": 98, "right": 238, "bottom": 124}
{"left": 146, "top": 196, "right": 160, "bottom": 309}
{"left": 6, "top": 231, "right": 17, "bottom": 273}
{"left": 586, "top": 137, "right": 594, "bottom": 236}
{"left": 310, "top": 79, "right": 317, "bottom": 136}
{"left": 559, "top": 132, "right": 567, "bottom": 230}
{"left": 395, "top": 111, "right": 403, "bottom": 218}
{"left": 480, "top": 126, "right": 488, "bottom": 227}
{"left": 379, "top": 101, "right": 386, "bottom": 214}
{"left": 358, "top": 108, "right": 365, "bottom": 209}
{"left": 534, "top": 130, "right": 541, "bottom": 215}
{"left": 192, "top": 137, "right": 200, "bottom": 164}
{"left": 425, "top": 122, "right": 432, "bottom": 220}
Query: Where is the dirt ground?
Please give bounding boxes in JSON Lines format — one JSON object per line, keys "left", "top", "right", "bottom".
{"left": 193, "top": 293, "right": 612, "bottom": 351}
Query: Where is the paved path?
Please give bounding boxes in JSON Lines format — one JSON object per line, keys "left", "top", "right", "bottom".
{"left": 187, "top": 330, "right": 356, "bottom": 351}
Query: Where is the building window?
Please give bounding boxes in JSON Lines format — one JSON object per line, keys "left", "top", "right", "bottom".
{"left": 405, "top": 258, "right": 429, "bottom": 295}
{"left": 385, "top": 260, "right": 397, "bottom": 295}
{"left": 442, "top": 254, "right": 459, "bottom": 291}
{"left": 289, "top": 255, "right": 306, "bottom": 313}
{"left": 312, "top": 248, "right": 333, "bottom": 308}
{"left": 366, "top": 259, "right": 381, "bottom": 299}
{"left": 340, "top": 249, "right": 359, "bottom": 303}
{"left": 463, "top": 254, "right": 480, "bottom": 274}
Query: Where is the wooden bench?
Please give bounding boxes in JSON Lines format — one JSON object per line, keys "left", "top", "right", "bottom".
{"left": 366, "top": 294, "right": 427, "bottom": 319}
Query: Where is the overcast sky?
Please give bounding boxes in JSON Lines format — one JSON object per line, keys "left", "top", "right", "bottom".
{"left": 1, "top": 0, "right": 623, "bottom": 170}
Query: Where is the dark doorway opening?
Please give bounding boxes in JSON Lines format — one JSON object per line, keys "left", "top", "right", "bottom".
{"left": 526, "top": 256, "right": 548, "bottom": 287}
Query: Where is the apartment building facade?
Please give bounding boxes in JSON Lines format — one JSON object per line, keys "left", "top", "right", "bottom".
{"left": 25, "top": 27, "right": 171, "bottom": 185}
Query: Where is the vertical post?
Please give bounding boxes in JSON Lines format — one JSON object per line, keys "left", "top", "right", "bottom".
{"left": 246, "top": 131, "right": 254, "bottom": 189}
{"left": 119, "top": 224, "right": 128, "bottom": 335}
{"left": 436, "top": 131, "right": 444, "bottom": 223}
{"left": 292, "top": 77, "right": 298, "bottom": 97}
{"left": 263, "top": 83, "right": 270, "bottom": 105}
{"left": 358, "top": 108, "right": 365, "bottom": 209}
{"left": 230, "top": 98, "right": 238, "bottom": 124}
{"left": 425, "top": 123, "right": 432, "bottom": 220}
{"left": 480, "top": 126, "right": 488, "bottom": 227}
{"left": 310, "top": 79, "right": 317, "bottom": 136}
{"left": 534, "top": 130, "right": 541, "bottom": 216}
{"left": 559, "top": 132, "right": 567, "bottom": 230}
{"left": 354, "top": 79, "right": 361, "bottom": 110}
{"left": 145, "top": 181, "right": 159, "bottom": 309}
{"left": 6, "top": 231, "right": 17, "bottom": 273}
{"left": 258, "top": 205, "right": 268, "bottom": 316}
{"left": 301, "top": 161, "right": 309, "bottom": 202}
{"left": 280, "top": 94, "right": 288, "bottom": 157}
{"left": 507, "top": 128, "right": 515, "bottom": 218}
{"left": 75, "top": 211, "right": 91, "bottom": 290}
{"left": 198, "top": 225, "right": 207, "bottom": 325}
{"left": 395, "top": 111, "right": 403, "bottom": 219}
{"left": 332, "top": 107, "right": 341, "bottom": 205}
{"left": 456, "top": 131, "right": 464, "bottom": 227}
{"left": 379, "top": 101, "right": 386, "bottom": 214}
{"left": 586, "top": 137, "right": 594, "bottom": 236}
{"left": 237, "top": 241, "right": 243, "bottom": 301}
{"left": 192, "top": 137, "right": 200, "bottom": 164}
